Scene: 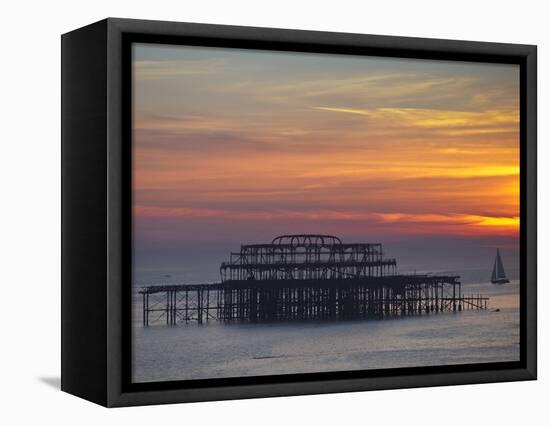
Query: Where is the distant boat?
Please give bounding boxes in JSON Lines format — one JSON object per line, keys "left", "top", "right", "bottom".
{"left": 491, "top": 249, "right": 509, "bottom": 284}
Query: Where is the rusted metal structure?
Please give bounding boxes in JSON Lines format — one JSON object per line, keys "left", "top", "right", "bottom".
{"left": 220, "top": 234, "right": 396, "bottom": 281}
{"left": 139, "top": 234, "right": 488, "bottom": 326}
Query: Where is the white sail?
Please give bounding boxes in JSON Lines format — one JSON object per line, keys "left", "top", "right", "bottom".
{"left": 491, "top": 249, "right": 508, "bottom": 283}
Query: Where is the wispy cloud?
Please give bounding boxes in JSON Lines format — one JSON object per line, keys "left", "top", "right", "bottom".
{"left": 313, "top": 106, "right": 518, "bottom": 130}
{"left": 133, "top": 59, "right": 226, "bottom": 80}
{"left": 135, "top": 205, "right": 519, "bottom": 237}
{"left": 132, "top": 45, "right": 520, "bottom": 242}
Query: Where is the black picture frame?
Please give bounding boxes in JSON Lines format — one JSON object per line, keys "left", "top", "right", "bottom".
{"left": 61, "top": 18, "right": 537, "bottom": 407}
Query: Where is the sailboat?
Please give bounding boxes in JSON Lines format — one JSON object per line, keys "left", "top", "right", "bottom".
{"left": 491, "top": 249, "right": 509, "bottom": 284}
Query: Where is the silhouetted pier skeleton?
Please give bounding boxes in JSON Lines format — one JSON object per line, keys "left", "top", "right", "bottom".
{"left": 139, "top": 234, "right": 489, "bottom": 326}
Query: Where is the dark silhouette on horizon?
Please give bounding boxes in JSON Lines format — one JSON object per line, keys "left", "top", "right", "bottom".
{"left": 491, "top": 248, "right": 510, "bottom": 284}
{"left": 140, "top": 234, "right": 489, "bottom": 325}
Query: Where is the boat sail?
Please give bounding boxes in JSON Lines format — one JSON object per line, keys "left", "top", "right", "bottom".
{"left": 491, "top": 249, "right": 509, "bottom": 284}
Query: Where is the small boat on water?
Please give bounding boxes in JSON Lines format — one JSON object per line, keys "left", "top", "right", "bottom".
{"left": 491, "top": 248, "right": 509, "bottom": 284}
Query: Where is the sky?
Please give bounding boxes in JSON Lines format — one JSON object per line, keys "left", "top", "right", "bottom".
{"left": 132, "top": 43, "right": 520, "bottom": 278}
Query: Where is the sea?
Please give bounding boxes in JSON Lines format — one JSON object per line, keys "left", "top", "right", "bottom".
{"left": 131, "top": 268, "right": 520, "bottom": 383}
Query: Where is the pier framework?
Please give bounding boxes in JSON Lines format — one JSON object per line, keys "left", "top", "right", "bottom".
{"left": 139, "top": 235, "right": 489, "bottom": 326}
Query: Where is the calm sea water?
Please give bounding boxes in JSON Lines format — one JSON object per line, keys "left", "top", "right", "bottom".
{"left": 131, "top": 279, "right": 520, "bottom": 383}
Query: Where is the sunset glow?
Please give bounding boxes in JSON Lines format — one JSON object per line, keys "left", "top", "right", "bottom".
{"left": 132, "top": 45, "right": 520, "bottom": 246}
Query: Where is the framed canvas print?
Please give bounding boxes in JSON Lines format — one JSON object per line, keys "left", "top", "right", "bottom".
{"left": 61, "top": 18, "right": 537, "bottom": 407}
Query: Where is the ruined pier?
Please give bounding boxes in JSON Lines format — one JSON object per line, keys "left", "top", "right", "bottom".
{"left": 139, "top": 234, "right": 488, "bottom": 326}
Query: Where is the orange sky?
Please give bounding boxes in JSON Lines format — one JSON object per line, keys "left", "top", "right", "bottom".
{"left": 132, "top": 44, "right": 519, "bottom": 245}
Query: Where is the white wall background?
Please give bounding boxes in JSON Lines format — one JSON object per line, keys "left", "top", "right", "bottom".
{"left": 1, "top": 0, "right": 546, "bottom": 423}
